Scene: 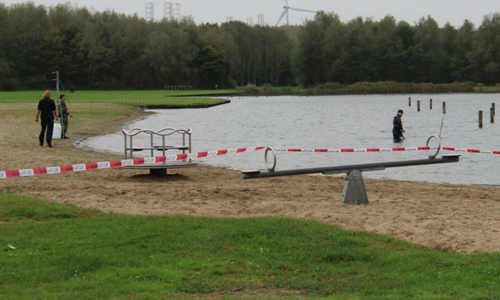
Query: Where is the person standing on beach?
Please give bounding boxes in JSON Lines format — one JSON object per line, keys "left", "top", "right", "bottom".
{"left": 393, "top": 109, "right": 405, "bottom": 142}
{"left": 36, "top": 90, "right": 58, "bottom": 147}
{"left": 58, "top": 94, "right": 72, "bottom": 139}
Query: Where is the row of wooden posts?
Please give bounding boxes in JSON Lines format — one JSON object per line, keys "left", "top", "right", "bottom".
{"left": 408, "top": 97, "right": 495, "bottom": 128}
{"left": 408, "top": 97, "right": 446, "bottom": 113}
{"left": 478, "top": 104, "right": 495, "bottom": 128}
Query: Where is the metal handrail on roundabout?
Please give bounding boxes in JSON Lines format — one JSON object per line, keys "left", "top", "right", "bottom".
{"left": 122, "top": 127, "right": 192, "bottom": 159}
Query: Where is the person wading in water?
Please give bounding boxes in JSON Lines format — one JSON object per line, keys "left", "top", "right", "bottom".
{"left": 393, "top": 109, "right": 405, "bottom": 142}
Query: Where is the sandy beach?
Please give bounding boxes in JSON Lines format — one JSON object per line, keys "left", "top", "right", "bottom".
{"left": 1, "top": 103, "right": 500, "bottom": 253}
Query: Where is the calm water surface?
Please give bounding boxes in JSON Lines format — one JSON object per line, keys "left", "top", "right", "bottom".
{"left": 80, "top": 94, "right": 500, "bottom": 185}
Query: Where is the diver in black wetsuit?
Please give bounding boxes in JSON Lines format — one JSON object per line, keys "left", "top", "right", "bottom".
{"left": 393, "top": 109, "right": 405, "bottom": 142}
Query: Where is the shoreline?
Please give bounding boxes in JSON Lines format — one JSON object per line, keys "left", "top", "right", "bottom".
{"left": 1, "top": 103, "right": 500, "bottom": 254}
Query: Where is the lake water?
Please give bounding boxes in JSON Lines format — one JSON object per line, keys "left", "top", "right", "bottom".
{"left": 79, "top": 94, "right": 500, "bottom": 185}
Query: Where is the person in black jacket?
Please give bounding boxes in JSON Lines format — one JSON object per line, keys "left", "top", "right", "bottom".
{"left": 36, "top": 90, "right": 58, "bottom": 147}
{"left": 393, "top": 109, "right": 405, "bottom": 142}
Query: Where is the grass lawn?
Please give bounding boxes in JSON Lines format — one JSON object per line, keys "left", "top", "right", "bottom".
{"left": 476, "top": 86, "right": 500, "bottom": 93}
{"left": 0, "top": 89, "right": 242, "bottom": 108}
{"left": 0, "top": 89, "right": 243, "bottom": 101}
{"left": 1, "top": 192, "right": 500, "bottom": 299}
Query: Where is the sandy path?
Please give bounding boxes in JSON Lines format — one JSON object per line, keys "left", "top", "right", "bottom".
{"left": 1, "top": 103, "right": 499, "bottom": 253}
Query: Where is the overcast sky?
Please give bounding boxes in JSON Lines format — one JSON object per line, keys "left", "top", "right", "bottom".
{"left": 3, "top": 0, "right": 500, "bottom": 27}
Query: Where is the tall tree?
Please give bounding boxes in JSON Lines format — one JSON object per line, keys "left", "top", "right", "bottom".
{"left": 79, "top": 11, "right": 124, "bottom": 88}
{"left": 453, "top": 20, "right": 475, "bottom": 82}
{"left": 194, "top": 45, "right": 227, "bottom": 89}
{"left": 344, "top": 17, "right": 378, "bottom": 83}
{"left": 292, "top": 11, "right": 336, "bottom": 86}
{"left": 323, "top": 14, "right": 349, "bottom": 83}
{"left": 110, "top": 15, "right": 153, "bottom": 88}
{"left": 268, "top": 28, "right": 294, "bottom": 85}
{"left": 473, "top": 13, "right": 500, "bottom": 85}
{"left": 393, "top": 21, "right": 415, "bottom": 82}
{"left": 221, "top": 21, "right": 251, "bottom": 85}
{"left": 142, "top": 21, "right": 197, "bottom": 88}
{"left": 374, "top": 15, "right": 402, "bottom": 82}
{"left": 412, "top": 16, "right": 447, "bottom": 83}
{"left": 2, "top": 2, "right": 49, "bottom": 77}
{"left": 40, "top": 26, "right": 85, "bottom": 85}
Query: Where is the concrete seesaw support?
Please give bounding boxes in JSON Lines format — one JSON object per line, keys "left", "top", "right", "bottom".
{"left": 241, "top": 135, "right": 460, "bottom": 205}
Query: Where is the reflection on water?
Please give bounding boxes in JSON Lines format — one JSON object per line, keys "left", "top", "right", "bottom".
{"left": 80, "top": 94, "right": 500, "bottom": 185}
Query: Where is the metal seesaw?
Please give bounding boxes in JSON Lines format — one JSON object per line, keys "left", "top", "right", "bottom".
{"left": 241, "top": 135, "right": 460, "bottom": 205}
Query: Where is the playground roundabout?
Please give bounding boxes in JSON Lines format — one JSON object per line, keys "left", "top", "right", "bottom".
{"left": 1, "top": 103, "right": 500, "bottom": 254}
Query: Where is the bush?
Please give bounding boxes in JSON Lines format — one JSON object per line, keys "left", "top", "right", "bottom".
{"left": 477, "top": 83, "right": 484, "bottom": 92}
{"left": 244, "top": 83, "right": 258, "bottom": 95}
{"left": 261, "top": 83, "right": 272, "bottom": 94}
{"left": 94, "top": 77, "right": 126, "bottom": 90}
{"left": 308, "top": 81, "right": 477, "bottom": 95}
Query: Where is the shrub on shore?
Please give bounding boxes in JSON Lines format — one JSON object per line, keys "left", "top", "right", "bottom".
{"left": 243, "top": 81, "right": 477, "bottom": 96}
{"left": 310, "top": 81, "right": 476, "bottom": 95}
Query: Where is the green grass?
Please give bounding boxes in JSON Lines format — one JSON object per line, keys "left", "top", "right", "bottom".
{"left": 1, "top": 192, "right": 500, "bottom": 299}
{"left": 0, "top": 89, "right": 241, "bottom": 108}
{"left": 0, "top": 192, "right": 103, "bottom": 222}
{"left": 124, "top": 98, "right": 231, "bottom": 108}
{"left": 475, "top": 85, "right": 500, "bottom": 93}
{"left": 0, "top": 89, "right": 241, "bottom": 101}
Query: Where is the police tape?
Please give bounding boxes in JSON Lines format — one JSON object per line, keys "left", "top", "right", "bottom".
{"left": 442, "top": 147, "right": 500, "bottom": 154}
{"left": 1, "top": 145, "right": 499, "bottom": 180}
{"left": 272, "top": 146, "right": 437, "bottom": 153}
{"left": 0, "top": 147, "right": 266, "bottom": 180}
{"left": 272, "top": 146, "right": 500, "bottom": 154}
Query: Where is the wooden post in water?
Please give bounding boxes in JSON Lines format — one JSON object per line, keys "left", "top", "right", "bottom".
{"left": 492, "top": 103, "right": 496, "bottom": 116}
{"left": 409, "top": 97, "right": 411, "bottom": 106}
{"left": 479, "top": 111, "right": 483, "bottom": 128}
{"left": 491, "top": 107, "right": 495, "bottom": 123}
{"left": 417, "top": 100, "right": 421, "bottom": 112}
{"left": 443, "top": 102, "right": 446, "bottom": 114}
{"left": 430, "top": 99, "right": 433, "bottom": 110}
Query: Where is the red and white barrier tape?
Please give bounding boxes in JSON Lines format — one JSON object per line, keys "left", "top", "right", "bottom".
{"left": 0, "top": 147, "right": 265, "bottom": 180}
{"left": 2, "top": 145, "right": 499, "bottom": 180}
{"left": 273, "top": 147, "right": 500, "bottom": 154}
{"left": 442, "top": 147, "right": 500, "bottom": 154}
{"left": 272, "top": 146, "right": 437, "bottom": 153}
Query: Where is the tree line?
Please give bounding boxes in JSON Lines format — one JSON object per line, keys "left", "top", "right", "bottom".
{"left": 0, "top": 2, "right": 293, "bottom": 90}
{"left": 293, "top": 12, "right": 500, "bottom": 87}
{"left": 0, "top": 2, "right": 499, "bottom": 90}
